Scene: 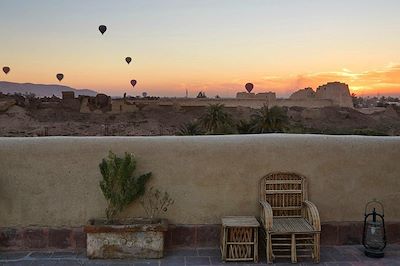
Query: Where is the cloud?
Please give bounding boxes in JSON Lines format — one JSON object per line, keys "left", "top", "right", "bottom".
{"left": 221, "top": 64, "right": 400, "bottom": 97}
{"left": 135, "top": 63, "right": 400, "bottom": 97}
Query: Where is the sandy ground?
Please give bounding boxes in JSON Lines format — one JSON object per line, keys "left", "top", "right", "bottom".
{"left": 1, "top": 104, "right": 400, "bottom": 136}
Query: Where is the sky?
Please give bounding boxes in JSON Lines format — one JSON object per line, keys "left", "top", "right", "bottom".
{"left": 1, "top": 0, "right": 400, "bottom": 97}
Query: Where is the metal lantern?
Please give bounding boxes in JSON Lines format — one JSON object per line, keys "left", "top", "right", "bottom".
{"left": 362, "top": 199, "right": 386, "bottom": 258}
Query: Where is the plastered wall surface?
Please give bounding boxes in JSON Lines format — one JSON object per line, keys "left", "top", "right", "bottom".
{"left": 0, "top": 134, "right": 399, "bottom": 227}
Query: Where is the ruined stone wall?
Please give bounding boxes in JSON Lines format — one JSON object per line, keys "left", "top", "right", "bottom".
{"left": 79, "top": 91, "right": 351, "bottom": 114}
{"left": 1, "top": 135, "right": 399, "bottom": 227}
{"left": 275, "top": 99, "right": 334, "bottom": 108}
{"left": 236, "top": 92, "right": 276, "bottom": 101}
{"left": 289, "top": 87, "right": 315, "bottom": 100}
{"left": 315, "top": 82, "right": 353, "bottom": 108}
{"left": 110, "top": 99, "right": 139, "bottom": 113}
{"left": 61, "top": 99, "right": 81, "bottom": 111}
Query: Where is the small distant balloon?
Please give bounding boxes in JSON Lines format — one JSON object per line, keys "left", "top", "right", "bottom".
{"left": 142, "top": 92, "right": 147, "bottom": 97}
{"left": 56, "top": 73, "right": 64, "bottom": 82}
{"left": 130, "top": 80, "right": 137, "bottom": 88}
{"left": 3, "top": 66, "right": 10, "bottom": 74}
{"left": 98, "top": 25, "right": 107, "bottom": 35}
{"left": 245, "top": 83, "right": 254, "bottom": 93}
{"left": 125, "top": 57, "right": 132, "bottom": 64}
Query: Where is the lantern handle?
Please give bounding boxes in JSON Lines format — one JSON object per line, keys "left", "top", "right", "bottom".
{"left": 364, "top": 199, "right": 384, "bottom": 216}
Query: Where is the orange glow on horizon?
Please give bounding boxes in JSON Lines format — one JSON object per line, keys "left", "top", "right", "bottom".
{"left": 2, "top": 63, "right": 400, "bottom": 97}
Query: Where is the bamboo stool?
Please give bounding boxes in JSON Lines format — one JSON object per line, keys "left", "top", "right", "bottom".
{"left": 221, "top": 216, "right": 260, "bottom": 262}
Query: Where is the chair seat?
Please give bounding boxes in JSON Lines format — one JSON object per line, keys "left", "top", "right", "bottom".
{"left": 271, "top": 218, "right": 316, "bottom": 234}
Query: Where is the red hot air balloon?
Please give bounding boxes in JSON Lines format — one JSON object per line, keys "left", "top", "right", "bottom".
{"left": 56, "top": 73, "right": 64, "bottom": 82}
{"left": 125, "top": 57, "right": 132, "bottom": 64}
{"left": 245, "top": 83, "right": 254, "bottom": 93}
{"left": 99, "top": 25, "right": 107, "bottom": 35}
{"left": 3, "top": 66, "right": 10, "bottom": 74}
{"left": 130, "top": 80, "right": 137, "bottom": 88}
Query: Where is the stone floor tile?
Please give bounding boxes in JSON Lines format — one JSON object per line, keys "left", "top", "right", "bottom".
{"left": 134, "top": 262, "right": 160, "bottom": 266}
{"left": 76, "top": 252, "right": 87, "bottom": 259}
{"left": 51, "top": 251, "right": 78, "bottom": 258}
{"left": 54, "top": 260, "right": 83, "bottom": 266}
{"left": 0, "top": 245, "right": 398, "bottom": 265}
{"left": 330, "top": 252, "right": 360, "bottom": 262}
{"left": 209, "top": 256, "right": 224, "bottom": 265}
{"left": 322, "top": 263, "right": 353, "bottom": 266}
{"left": 185, "top": 256, "right": 211, "bottom": 265}
{"left": 29, "top": 251, "right": 54, "bottom": 258}
{"left": 82, "top": 259, "right": 134, "bottom": 266}
{"left": 2, "top": 262, "right": 33, "bottom": 266}
{"left": 197, "top": 248, "right": 220, "bottom": 257}
{"left": 381, "top": 259, "right": 400, "bottom": 266}
{"left": 159, "top": 256, "right": 185, "bottom": 266}
{"left": 166, "top": 249, "right": 197, "bottom": 256}
{"left": 29, "top": 260, "right": 62, "bottom": 266}
{"left": 0, "top": 251, "right": 30, "bottom": 260}
{"left": 350, "top": 262, "right": 382, "bottom": 266}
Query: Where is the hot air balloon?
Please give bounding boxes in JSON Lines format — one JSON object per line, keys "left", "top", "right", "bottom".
{"left": 130, "top": 80, "right": 137, "bottom": 88}
{"left": 56, "top": 73, "right": 64, "bottom": 82}
{"left": 125, "top": 57, "right": 132, "bottom": 64}
{"left": 245, "top": 83, "right": 254, "bottom": 93}
{"left": 99, "top": 25, "right": 107, "bottom": 35}
{"left": 3, "top": 66, "right": 10, "bottom": 74}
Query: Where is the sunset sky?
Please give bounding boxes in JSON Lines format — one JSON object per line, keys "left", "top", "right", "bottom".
{"left": 1, "top": 0, "right": 400, "bottom": 97}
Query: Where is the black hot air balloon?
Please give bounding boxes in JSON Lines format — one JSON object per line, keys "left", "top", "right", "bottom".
{"left": 245, "top": 83, "right": 254, "bottom": 93}
{"left": 99, "top": 25, "right": 107, "bottom": 35}
{"left": 130, "top": 80, "right": 137, "bottom": 88}
{"left": 56, "top": 73, "right": 64, "bottom": 82}
{"left": 3, "top": 66, "right": 10, "bottom": 74}
{"left": 125, "top": 57, "right": 132, "bottom": 64}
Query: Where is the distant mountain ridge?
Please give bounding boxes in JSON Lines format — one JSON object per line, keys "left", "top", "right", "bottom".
{"left": 0, "top": 81, "right": 98, "bottom": 97}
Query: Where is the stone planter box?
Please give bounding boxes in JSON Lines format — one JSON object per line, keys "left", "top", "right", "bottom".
{"left": 84, "top": 218, "right": 168, "bottom": 259}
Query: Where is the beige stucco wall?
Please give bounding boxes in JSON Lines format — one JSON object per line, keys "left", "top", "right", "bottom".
{"left": 1, "top": 135, "right": 399, "bottom": 227}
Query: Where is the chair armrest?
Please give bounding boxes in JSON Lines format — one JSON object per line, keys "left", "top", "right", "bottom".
{"left": 259, "top": 200, "right": 273, "bottom": 230}
{"left": 303, "top": 200, "right": 321, "bottom": 231}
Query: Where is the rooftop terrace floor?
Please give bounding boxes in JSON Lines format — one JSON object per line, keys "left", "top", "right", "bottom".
{"left": 0, "top": 245, "right": 399, "bottom": 265}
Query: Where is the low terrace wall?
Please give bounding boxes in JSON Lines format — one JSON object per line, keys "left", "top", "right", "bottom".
{"left": 0, "top": 135, "right": 399, "bottom": 249}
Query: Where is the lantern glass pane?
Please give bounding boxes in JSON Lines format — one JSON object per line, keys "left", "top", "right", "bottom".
{"left": 365, "top": 222, "right": 385, "bottom": 250}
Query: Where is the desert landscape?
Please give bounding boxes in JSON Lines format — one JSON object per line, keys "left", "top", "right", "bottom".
{"left": 1, "top": 81, "right": 400, "bottom": 137}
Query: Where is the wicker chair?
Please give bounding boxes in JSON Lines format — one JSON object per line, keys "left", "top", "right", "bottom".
{"left": 259, "top": 172, "right": 321, "bottom": 263}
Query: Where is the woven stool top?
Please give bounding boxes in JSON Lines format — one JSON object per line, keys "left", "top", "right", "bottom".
{"left": 222, "top": 216, "right": 260, "bottom": 227}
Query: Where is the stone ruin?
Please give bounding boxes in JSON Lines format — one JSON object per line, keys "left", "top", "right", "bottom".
{"left": 236, "top": 92, "right": 276, "bottom": 102}
{"left": 289, "top": 82, "right": 353, "bottom": 108}
{"left": 84, "top": 93, "right": 112, "bottom": 112}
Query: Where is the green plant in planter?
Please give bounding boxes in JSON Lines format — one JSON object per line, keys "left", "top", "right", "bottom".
{"left": 99, "top": 151, "right": 151, "bottom": 221}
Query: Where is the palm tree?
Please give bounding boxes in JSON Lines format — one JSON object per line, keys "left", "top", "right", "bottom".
{"left": 200, "top": 104, "right": 234, "bottom": 134}
{"left": 249, "top": 105, "right": 288, "bottom": 133}
{"left": 236, "top": 120, "right": 253, "bottom": 134}
{"left": 177, "top": 121, "right": 203, "bottom": 136}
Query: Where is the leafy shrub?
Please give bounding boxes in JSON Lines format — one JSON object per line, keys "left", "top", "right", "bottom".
{"left": 99, "top": 151, "right": 151, "bottom": 221}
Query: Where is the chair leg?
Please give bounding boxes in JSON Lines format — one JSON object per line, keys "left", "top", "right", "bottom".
{"left": 254, "top": 228, "right": 258, "bottom": 263}
{"left": 313, "top": 233, "right": 320, "bottom": 263}
{"left": 291, "top": 234, "right": 297, "bottom": 263}
{"left": 266, "top": 234, "right": 272, "bottom": 264}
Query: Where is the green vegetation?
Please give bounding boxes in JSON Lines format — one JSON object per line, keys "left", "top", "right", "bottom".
{"left": 177, "top": 104, "right": 395, "bottom": 136}
{"left": 179, "top": 105, "right": 289, "bottom": 135}
{"left": 177, "top": 121, "right": 203, "bottom": 136}
{"left": 200, "top": 104, "right": 234, "bottom": 134}
{"left": 248, "top": 105, "right": 289, "bottom": 133}
{"left": 99, "top": 151, "right": 151, "bottom": 221}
